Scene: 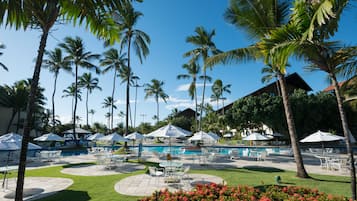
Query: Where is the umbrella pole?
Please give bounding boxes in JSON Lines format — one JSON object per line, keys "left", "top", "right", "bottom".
{"left": 2, "top": 151, "right": 11, "bottom": 188}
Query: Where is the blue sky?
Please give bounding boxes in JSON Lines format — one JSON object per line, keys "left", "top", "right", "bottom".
{"left": 0, "top": 0, "right": 356, "bottom": 128}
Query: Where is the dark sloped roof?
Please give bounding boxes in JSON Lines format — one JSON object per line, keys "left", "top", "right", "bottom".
{"left": 217, "top": 72, "right": 312, "bottom": 113}
{"left": 176, "top": 108, "right": 198, "bottom": 118}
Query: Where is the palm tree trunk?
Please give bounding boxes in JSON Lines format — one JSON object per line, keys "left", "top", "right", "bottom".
{"left": 6, "top": 109, "right": 16, "bottom": 133}
{"left": 277, "top": 73, "right": 309, "bottom": 178}
{"left": 199, "top": 69, "right": 207, "bottom": 131}
{"left": 156, "top": 96, "right": 159, "bottom": 123}
{"left": 111, "top": 70, "right": 117, "bottom": 130}
{"left": 86, "top": 89, "right": 89, "bottom": 127}
{"left": 15, "top": 30, "right": 49, "bottom": 201}
{"left": 124, "top": 35, "right": 132, "bottom": 149}
{"left": 52, "top": 73, "right": 58, "bottom": 132}
{"left": 16, "top": 109, "right": 21, "bottom": 132}
{"left": 330, "top": 73, "right": 356, "bottom": 199}
{"left": 194, "top": 85, "right": 198, "bottom": 132}
{"left": 222, "top": 98, "right": 225, "bottom": 116}
{"left": 73, "top": 64, "right": 79, "bottom": 145}
{"left": 134, "top": 84, "right": 138, "bottom": 128}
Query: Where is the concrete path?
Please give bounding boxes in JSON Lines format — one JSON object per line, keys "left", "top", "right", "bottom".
{"left": 61, "top": 163, "right": 145, "bottom": 176}
{"left": 0, "top": 177, "right": 73, "bottom": 201}
{"left": 115, "top": 173, "right": 224, "bottom": 196}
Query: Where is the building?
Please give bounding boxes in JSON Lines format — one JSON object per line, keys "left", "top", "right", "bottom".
{"left": 217, "top": 72, "right": 312, "bottom": 114}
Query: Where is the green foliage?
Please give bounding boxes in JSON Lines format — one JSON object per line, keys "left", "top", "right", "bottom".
{"left": 226, "top": 90, "right": 344, "bottom": 139}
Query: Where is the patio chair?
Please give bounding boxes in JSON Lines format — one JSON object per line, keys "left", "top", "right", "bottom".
{"left": 175, "top": 166, "right": 190, "bottom": 182}
{"left": 149, "top": 166, "right": 164, "bottom": 177}
{"left": 229, "top": 150, "right": 240, "bottom": 160}
{"left": 257, "top": 151, "right": 268, "bottom": 161}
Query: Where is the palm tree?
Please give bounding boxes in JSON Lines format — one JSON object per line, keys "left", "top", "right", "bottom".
{"left": 103, "top": 96, "right": 117, "bottom": 130}
{"left": 62, "top": 84, "right": 82, "bottom": 123}
{"left": 261, "top": 64, "right": 283, "bottom": 96}
{"left": 131, "top": 75, "right": 142, "bottom": 128}
{"left": 0, "top": 81, "right": 28, "bottom": 133}
{"left": 89, "top": 109, "right": 95, "bottom": 125}
{"left": 206, "top": 0, "right": 309, "bottom": 178}
{"left": 43, "top": 48, "right": 71, "bottom": 132}
{"left": 184, "top": 26, "right": 220, "bottom": 131}
{"left": 0, "top": 43, "right": 8, "bottom": 71}
{"left": 59, "top": 36, "right": 100, "bottom": 143}
{"left": 118, "top": 65, "right": 136, "bottom": 127}
{"left": 212, "top": 79, "right": 231, "bottom": 115}
{"left": 79, "top": 72, "right": 102, "bottom": 127}
{"left": 263, "top": 1, "right": 356, "bottom": 196}
{"left": 177, "top": 62, "right": 202, "bottom": 131}
{"left": 144, "top": 79, "right": 169, "bottom": 123}
{"left": 113, "top": 0, "right": 150, "bottom": 136}
{"left": 100, "top": 48, "right": 128, "bottom": 130}
{"left": 0, "top": 1, "right": 132, "bottom": 199}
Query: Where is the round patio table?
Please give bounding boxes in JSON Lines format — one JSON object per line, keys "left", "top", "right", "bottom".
{"left": 159, "top": 161, "right": 183, "bottom": 168}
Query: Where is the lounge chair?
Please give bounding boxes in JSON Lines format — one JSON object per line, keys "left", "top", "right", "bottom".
{"left": 228, "top": 150, "right": 240, "bottom": 160}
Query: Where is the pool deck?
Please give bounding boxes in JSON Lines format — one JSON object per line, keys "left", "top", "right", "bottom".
{"left": 0, "top": 150, "right": 352, "bottom": 200}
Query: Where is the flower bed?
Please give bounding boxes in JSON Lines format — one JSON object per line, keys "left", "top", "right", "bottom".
{"left": 139, "top": 183, "right": 351, "bottom": 201}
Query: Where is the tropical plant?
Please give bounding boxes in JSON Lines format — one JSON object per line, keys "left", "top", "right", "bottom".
{"left": 113, "top": 0, "right": 150, "bottom": 136}
{"left": 79, "top": 72, "right": 102, "bottom": 127}
{"left": 144, "top": 79, "right": 169, "bottom": 123}
{"left": 43, "top": 47, "right": 71, "bottom": 132}
{"left": 206, "top": 0, "right": 309, "bottom": 178}
{"left": 103, "top": 96, "right": 117, "bottom": 130}
{"left": 261, "top": 64, "right": 283, "bottom": 96}
{"left": 59, "top": 36, "right": 100, "bottom": 143}
{"left": 131, "top": 75, "right": 142, "bottom": 128}
{"left": 100, "top": 48, "right": 128, "bottom": 129}
{"left": 211, "top": 79, "right": 231, "bottom": 115}
{"left": 184, "top": 26, "right": 220, "bottom": 131}
{"left": 89, "top": 109, "right": 95, "bottom": 125}
{"left": 177, "top": 62, "right": 202, "bottom": 131}
{"left": 0, "top": 0, "right": 126, "bottom": 197}
{"left": 281, "top": 0, "right": 357, "bottom": 197}
{"left": 0, "top": 43, "right": 8, "bottom": 71}
{"left": 62, "top": 83, "right": 82, "bottom": 123}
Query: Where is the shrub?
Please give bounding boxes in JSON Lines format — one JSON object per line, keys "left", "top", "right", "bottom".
{"left": 139, "top": 183, "right": 351, "bottom": 201}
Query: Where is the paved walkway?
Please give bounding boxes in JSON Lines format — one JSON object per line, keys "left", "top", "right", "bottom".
{"left": 0, "top": 177, "right": 73, "bottom": 201}
{"left": 61, "top": 163, "right": 145, "bottom": 176}
{"left": 115, "top": 173, "right": 224, "bottom": 196}
{"left": 0, "top": 152, "right": 351, "bottom": 200}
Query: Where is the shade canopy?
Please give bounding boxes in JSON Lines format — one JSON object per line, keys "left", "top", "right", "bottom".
{"left": 0, "top": 133, "right": 42, "bottom": 151}
{"left": 146, "top": 124, "right": 191, "bottom": 138}
{"left": 86, "top": 133, "right": 104, "bottom": 141}
{"left": 63, "top": 128, "right": 92, "bottom": 134}
{"left": 300, "top": 130, "right": 345, "bottom": 143}
{"left": 188, "top": 131, "right": 220, "bottom": 143}
{"left": 125, "top": 132, "right": 144, "bottom": 140}
{"left": 242, "top": 132, "right": 270, "bottom": 141}
{"left": 223, "top": 133, "right": 233, "bottom": 138}
{"left": 34, "top": 133, "right": 64, "bottom": 142}
{"left": 98, "top": 132, "right": 128, "bottom": 143}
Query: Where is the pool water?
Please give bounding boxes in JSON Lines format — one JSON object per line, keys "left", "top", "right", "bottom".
{"left": 134, "top": 146, "right": 282, "bottom": 156}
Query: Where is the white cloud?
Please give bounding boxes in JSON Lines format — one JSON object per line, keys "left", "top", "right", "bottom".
{"left": 176, "top": 82, "right": 213, "bottom": 91}
{"left": 115, "top": 99, "right": 136, "bottom": 105}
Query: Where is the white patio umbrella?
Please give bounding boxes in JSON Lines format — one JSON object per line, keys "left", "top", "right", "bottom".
{"left": 188, "top": 131, "right": 220, "bottom": 144}
{"left": 147, "top": 124, "right": 191, "bottom": 154}
{"left": 0, "top": 133, "right": 42, "bottom": 150}
{"left": 300, "top": 130, "right": 345, "bottom": 143}
{"left": 242, "top": 132, "right": 270, "bottom": 141}
{"left": 125, "top": 132, "right": 144, "bottom": 146}
{"left": 300, "top": 130, "right": 345, "bottom": 151}
{"left": 63, "top": 128, "right": 92, "bottom": 134}
{"left": 86, "top": 133, "right": 104, "bottom": 141}
{"left": 207, "top": 131, "right": 220, "bottom": 139}
{"left": 34, "top": 133, "right": 64, "bottom": 142}
{"left": 99, "top": 132, "right": 128, "bottom": 143}
{"left": 223, "top": 133, "right": 233, "bottom": 138}
{"left": 125, "top": 132, "right": 144, "bottom": 140}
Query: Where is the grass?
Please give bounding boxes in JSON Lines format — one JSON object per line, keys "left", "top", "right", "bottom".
{"left": 1, "top": 163, "right": 352, "bottom": 201}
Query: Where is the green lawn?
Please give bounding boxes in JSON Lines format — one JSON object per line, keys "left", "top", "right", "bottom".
{"left": 2, "top": 163, "right": 352, "bottom": 201}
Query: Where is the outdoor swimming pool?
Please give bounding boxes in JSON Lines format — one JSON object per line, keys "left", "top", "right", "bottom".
{"left": 134, "top": 146, "right": 285, "bottom": 157}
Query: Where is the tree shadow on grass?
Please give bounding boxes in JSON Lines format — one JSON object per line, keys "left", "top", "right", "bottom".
{"left": 36, "top": 190, "right": 91, "bottom": 201}
{"left": 62, "top": 163, "right": 95, "bottom": 169}
{"left": 310, "top": 176, "right": 350, "bottom": 184}
{"left": 243, "top": 166, "right": 285, "bottom": 173}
